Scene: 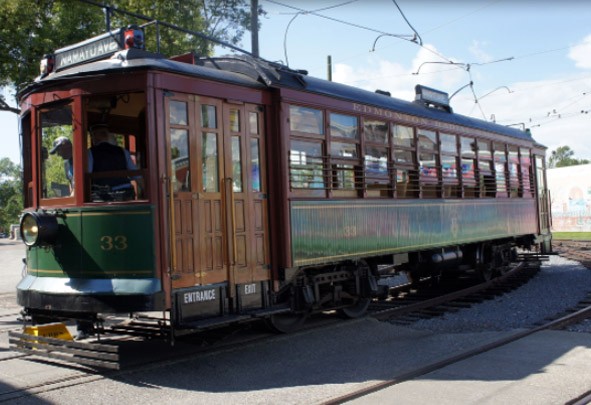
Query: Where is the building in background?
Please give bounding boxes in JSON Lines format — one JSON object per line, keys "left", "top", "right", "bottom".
{"left": 547, "top": 164, "right": 591, "bottom": 232}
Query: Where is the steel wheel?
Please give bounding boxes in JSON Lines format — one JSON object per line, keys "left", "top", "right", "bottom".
{"left": 339, "top": 297, "right": 371, "bottom": 318}
{"left": 266, "top": 312, "right": 308, "bottom": 333}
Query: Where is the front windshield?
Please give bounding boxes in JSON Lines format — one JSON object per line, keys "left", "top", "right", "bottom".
{"left": 85, "top": 92, "right": 147, "bottom": 202}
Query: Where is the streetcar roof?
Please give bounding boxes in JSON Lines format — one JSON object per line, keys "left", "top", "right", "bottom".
{"left": 24, "top": 50, "right": 535, "bottom": 143}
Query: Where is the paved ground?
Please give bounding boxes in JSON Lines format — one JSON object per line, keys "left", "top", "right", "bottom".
{"left": 0, "top": 238, "right": 26, "bottom": 305}
{"left": 1, "top": 238, "right": 590, "bottom": 404}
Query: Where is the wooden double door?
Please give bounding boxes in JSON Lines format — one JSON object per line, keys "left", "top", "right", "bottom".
{"left": 166, "top": 94, "right": 270, "bottom": 295}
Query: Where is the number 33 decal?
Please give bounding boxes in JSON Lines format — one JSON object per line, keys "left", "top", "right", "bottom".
{"left": 100, "top": 235, "right": 128, "bottom": 251}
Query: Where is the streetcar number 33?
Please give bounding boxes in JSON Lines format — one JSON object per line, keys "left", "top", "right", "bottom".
{"left": 100, "top": 235, "right": 128, "bottom": 251}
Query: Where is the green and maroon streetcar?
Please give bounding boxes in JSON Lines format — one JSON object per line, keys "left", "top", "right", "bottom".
{"left": 14, "top": 25, "right": 551, "bottom": 343}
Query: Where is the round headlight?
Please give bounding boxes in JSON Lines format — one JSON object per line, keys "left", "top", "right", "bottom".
{"left": 19, "top": 212, "right": 59, "bottom": 247}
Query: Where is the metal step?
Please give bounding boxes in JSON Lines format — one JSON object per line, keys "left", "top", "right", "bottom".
{"left": 8, "top": 330, "right": 120, "bottom": 370}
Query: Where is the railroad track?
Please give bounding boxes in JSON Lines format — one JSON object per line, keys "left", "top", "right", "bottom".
{"left": 322, "top": 297, "right": 591, "bottom": 405}
{"left": 369, "top": 255, "right": 544, "bottom": 325}
{"left": 318, "top": 244, "right": 591, "bottom": 404}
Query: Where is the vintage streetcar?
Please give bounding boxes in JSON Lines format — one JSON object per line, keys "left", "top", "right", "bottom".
{"left": 14, "top": 26, "right": 551, "bottom": 340}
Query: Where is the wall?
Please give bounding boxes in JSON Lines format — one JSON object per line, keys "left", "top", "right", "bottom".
{"left": 547, "top": 164, "right": 591, "bottom": 232}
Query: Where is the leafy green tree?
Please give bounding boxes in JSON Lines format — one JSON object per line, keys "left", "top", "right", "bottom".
{"left": 548, "top": 145, "right": 590, "bottom": 168}
{"left": 0, "top": 0, "right": 264, "bottom": 107}
{"left": 0, "top": 158, "right": 23, "bottom": 233}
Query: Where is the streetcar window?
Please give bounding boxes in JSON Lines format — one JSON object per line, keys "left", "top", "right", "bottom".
{"left": 290, "top": 106, "right": 324, "bottom": 135}
{"left": 40, "top": 103, "right": 75, "bottom": 199}
{"left": 477, "top": 139, "right": 492, "bottom": 160}
{"left": 440, "top": 133, "right": 457, "bottom": 155}
{"left": 395, "top": 167, "right": 419, "bottom": 199}
{"left": 170, "top": 100, "right": 191, "bottom": 192}
{"left": 392, "top": 124, "right": 418, "bottom": 199}
{"left": 460, "top": 136, "right": 478, "bottom": 198}
{"left": 171, "top": 128, "right": 190, "bottom": 192}
{"left": 330, "top": 141, "right": 358, "bottom": 158}
{"left": 249, "top": 112, "right": 259, "bottom": 135}
{"left": 363, "top": 120, "right": 388, "bottom": 144}
{"left": 329, "top": 113, "right": 358, "bottom": 139}
{"left": 202, "top": 132, "right": 219, "bottom": 192}
{"left": 332, "top": 164, "right": 356, "bottom": 191}
{"left": 289, "top": 140, "right": 324, "bottom": 190}
{"left": 520, "top": 148, "right": 533, "bottom": 197}
{"left": 202, "top": 105, "right": 218, "bottom": 129}
{"left": 229, "top": 109, "right": 241, "bottom": 133}
{"left": 418, "top": 129, "right": 437, "bottom": 152}
{"left": 440, "top": 133, "right": 459, "bottom": 198}
{"left": 170, "top": 101, "right": 188, "bottom": 125}
{"left": 365, "top": 146, "right": 388, "bottom": 177}
{"left": 460, "top": 137, "right": 476, "bottom": 158}
{"left": 86, "top": 92, "right": 148, "bottom": 202}
{"left": 231, "top": 136, "right": 243, "bottom": 192}
{"left": 494, "top": 143, "right": 507, "bottom": 196}
{"left": 249, "top": 110, "right": 262, "bottom": 193}
{"left": 329, "top": 113, "right": 359, "bottom": 196}
{"left": 392, "top": 124, "right": 414, "bottom": 148}
{"left": 478, "top": 140, "right": 495, "bottom": 197}
{"left": 364, "top": 119, "right": 390, "bottom": 197}
{"left": 508, "top": 145, "right": 520, "bottom": 197}
{"left": 418, "top": 129, "right": 439, "bottom": 197}
{"left": 365, "top": 146, "right": 389, "bottom": 191}
{"left": 393, "top": 149, "right": 415, "bottom": 164}
{"left": 250, "top": 139, "right": 261, "bottom": 192}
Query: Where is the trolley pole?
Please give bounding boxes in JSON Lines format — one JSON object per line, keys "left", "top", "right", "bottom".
{"left": 251, "top": 0, "right": 260, "bottom": 57}
{"left": 327, "top": 55, "right": 332, "bottom": 81}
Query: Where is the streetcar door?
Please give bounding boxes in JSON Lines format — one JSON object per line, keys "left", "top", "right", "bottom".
{"left": 167, "top": 95, "right": 270, "bottom": 298}
{"left": 534, "top": 155, "right": 550, "bottom": 234}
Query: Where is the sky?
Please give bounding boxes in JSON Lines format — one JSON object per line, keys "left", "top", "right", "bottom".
{"left": 3, "top": 0, "right": 591, "bottom": 164}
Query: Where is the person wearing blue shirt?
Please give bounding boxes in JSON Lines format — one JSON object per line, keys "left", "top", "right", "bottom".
{"left": 49, "top": 136, "right": 74, "bottom": 195}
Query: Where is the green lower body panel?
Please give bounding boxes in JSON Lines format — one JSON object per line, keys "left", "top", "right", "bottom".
{"left": 24, "top": 205, "right": 156, "bottom": 279}
{"left": 290, "top": 199, "right": 538, "bottom": 266}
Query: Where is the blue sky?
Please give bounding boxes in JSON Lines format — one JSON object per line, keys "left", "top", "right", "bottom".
{"left": 3, "top": 0, "right": 591, "bottom": 164}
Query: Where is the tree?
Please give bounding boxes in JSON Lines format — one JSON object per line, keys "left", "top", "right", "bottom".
{"left": 0, "top": 0, "right": 264, "bottom": 109}
{"left": 0, "top": 158, "right": 23, "bottom": 233}
{"left": 548, "top": 145, "right": 590, "bottom": 168}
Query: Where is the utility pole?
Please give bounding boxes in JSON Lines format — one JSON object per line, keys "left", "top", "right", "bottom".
{"left": 251, "top": 0, "right": 259, "bottom": 57}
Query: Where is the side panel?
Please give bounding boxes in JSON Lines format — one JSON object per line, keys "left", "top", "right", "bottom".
{"left": 18, "top": 205, "right": 161, "bottom": 313}
{"left": 26, "top": 206, "right": 156, "bottom": 278}
{"left": 290, "top": 199, "right": 538, "bottom": 266}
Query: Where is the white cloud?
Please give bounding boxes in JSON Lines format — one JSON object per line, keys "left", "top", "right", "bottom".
{"left": 468, "top": 40, "right": 493, "bottom": 63}
{"left": 569, "top": 35, "right": 591, "bottom": 69}
{"left": 453, "top": 77, "right": 591, "bottom": 159}
{"left": 332, "top": 46, "right": 591, "bottom": 160}
{"left": 333, "top": 43, "right": 465, "bottom": 102}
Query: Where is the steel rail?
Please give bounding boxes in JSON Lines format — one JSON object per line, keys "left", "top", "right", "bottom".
{"left": 321, "top": 268, "right": 591, "bottom": 405}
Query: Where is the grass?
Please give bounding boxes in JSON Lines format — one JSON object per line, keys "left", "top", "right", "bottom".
{"left": 552, "top": 232, "right": 591, "bottom": 241}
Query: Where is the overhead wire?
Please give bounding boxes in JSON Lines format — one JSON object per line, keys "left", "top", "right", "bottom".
{"left": 264, "top": 0, "right": 415, "bottom": 38}
{"left": 281, "top": 0, "right": 360, "bottom": 66}
{"left": 264, "top": 0, "right": 591, "bottom": 133}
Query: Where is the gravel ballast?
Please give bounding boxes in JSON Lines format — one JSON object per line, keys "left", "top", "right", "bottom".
{"left": 408, "top": 255, "right": 591, "bottom": 333}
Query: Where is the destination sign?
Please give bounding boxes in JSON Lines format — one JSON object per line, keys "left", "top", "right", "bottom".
{"left": 415, "top": 84, "right": 450, "bottom": 107}
{"left": 54, "top": 29, "right": 124, "bottom": 71}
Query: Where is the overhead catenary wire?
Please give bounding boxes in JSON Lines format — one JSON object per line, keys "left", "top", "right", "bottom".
{"left": 264, "top": 0, "right": 415, "bottom": 39}
{"left": 281, "top": 0, "right": 360, "bottom": 66}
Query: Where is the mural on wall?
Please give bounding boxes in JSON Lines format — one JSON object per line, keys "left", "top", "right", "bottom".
{"left": 547, "top": 164, "right": 591, "bottom": 232}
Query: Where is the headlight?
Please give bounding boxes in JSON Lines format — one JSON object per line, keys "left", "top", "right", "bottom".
{"left": 19, "top": 212, "right": 59, "bottom": 247}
